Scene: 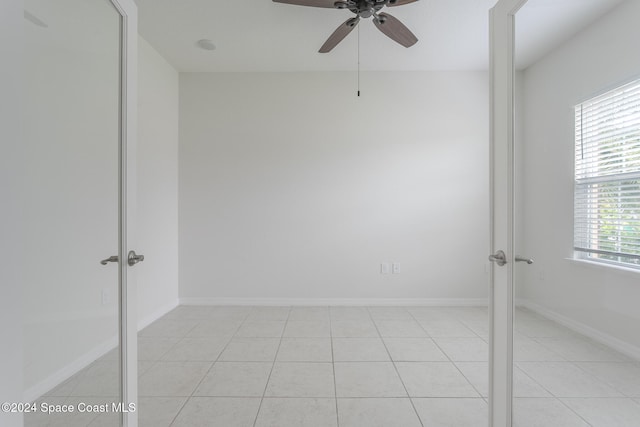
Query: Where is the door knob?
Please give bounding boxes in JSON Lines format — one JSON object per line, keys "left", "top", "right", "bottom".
{"left": 488, "top": 250, "right": 507, "bottom": 266}
{"left": 515, "top": 255, "right": 534, "bottom": 264}
{"left": 100, "top": 255, "right": 118, "bottom": 265}
{"left": 127, "top": 250, "right": 144, "bottom": 267}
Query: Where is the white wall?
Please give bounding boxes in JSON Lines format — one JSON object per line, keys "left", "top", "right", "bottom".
{"left": 519, "top": 0, "right": 640, "bottom": 353}
{"left": 1, "top": 1, "right": 24, "bottom": 425}
{"left": 137, "top": 37, "right": 180, "bottom": 323}
{"left": 179, "top": 71, "right": 490, "bottom": 303}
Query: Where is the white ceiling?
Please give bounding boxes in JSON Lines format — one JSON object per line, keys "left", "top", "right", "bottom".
{"left": 135, "top": 0, "right": 625, "bottom": 72}
{"left": 515, "top": 0, "right": 625, "bottom": 69}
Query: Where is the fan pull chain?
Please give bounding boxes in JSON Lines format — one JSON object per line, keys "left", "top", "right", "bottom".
{"left": 357, "top": 23, "right": 360, "bottom": 97}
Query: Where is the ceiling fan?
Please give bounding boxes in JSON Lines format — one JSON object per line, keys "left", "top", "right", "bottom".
{"left": 273, "top": 0, "right": 419, "bottom": 53}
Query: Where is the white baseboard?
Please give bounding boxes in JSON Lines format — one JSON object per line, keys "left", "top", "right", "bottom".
{"left": 520, "top": 299, "right": 640, "bottom": 361}
{"left": 178, "top": 297, "right": 489, "bottom": 307}
{"left": 23, "top": 336, "right": 118, "bottom": 403}
{"left": 514, "top": 297, "right": 528, "bottom": 307}
{"left": 24, "top": 299, "right": 179, "bottom": 403}
{"left": 137, "top": 300, "right": 180, "bottom": 331}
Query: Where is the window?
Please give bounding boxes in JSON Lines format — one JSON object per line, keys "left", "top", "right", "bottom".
{"left": 574, "top": 79, "right": 640, "bottom": 268}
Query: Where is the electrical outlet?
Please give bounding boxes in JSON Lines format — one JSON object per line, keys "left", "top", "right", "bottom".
{"left": 380, "top": 263, "right": 390, "bottom": 274}
{"left": 392, "top": 262, "right": 400, "bottom": 274}
{"left": 101, "top": 289, "right": 110, "bottom": 305}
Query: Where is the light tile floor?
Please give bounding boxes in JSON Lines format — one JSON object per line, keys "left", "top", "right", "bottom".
{"left": 26, "top": 306, "right": 640, "bottom": 426}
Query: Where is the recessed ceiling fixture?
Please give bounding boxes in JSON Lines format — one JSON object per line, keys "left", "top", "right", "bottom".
{"left": 196, "top": 39, "right": 216, "bottom": 51}
{"left": 273, "top": 0, "right": 419, "bottom": 53}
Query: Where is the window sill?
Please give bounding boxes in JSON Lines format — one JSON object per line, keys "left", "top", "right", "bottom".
{"left": 565, "top": 257, "right": 640, "bottom": 278}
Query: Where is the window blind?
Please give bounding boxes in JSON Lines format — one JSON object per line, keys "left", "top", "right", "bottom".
{"left": 574, "top": 79, "right": 640, "bottom": 267}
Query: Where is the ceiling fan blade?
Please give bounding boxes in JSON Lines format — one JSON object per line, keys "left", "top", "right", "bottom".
{"left": 373, "top": 12, "right": 418, "bottom": 48}
{"left": 319, "top": 17, "right": 359, "bottom": 53}
{"left": 24, "top": 10, "right": 48, "bottom": 28}
{"left": 272, "top": 0, "right": 340, "bottom": 8}
{"left": 386, "top": 0, "right": 419, "bottom": 6}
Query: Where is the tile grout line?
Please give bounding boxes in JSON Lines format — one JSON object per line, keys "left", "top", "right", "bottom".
{"left": 38, "top": 306, "right": 638, "bottom": 426}
{"left": 45, "top": 393, "right": 524, "bottom": 399}
{"left": 329, "top": 307, "right": 341, "bottom": 427}
{"left": 550, "top": 397, "right": 595, "bottom": 427}
{"left": 410, "top": 308, "right": 491, "bottom": 402}
{"left": 367, "top": 307, "right": 425, "bottom": 427}
{"left": 511, "top": 365, "right": 595, "bottom": 427}
{"left": 512, "top": 362, "right": 556, "bottom": 398}
{"left": 252, "top": 306, "right": 290, "bottom": 427}
{"left": 516, "top": 359, "right": 612, "bottom": 427}
{"left": 512, "top": 309, "right": 600, "bottom": 427}
{"left": 138, "top": 318, "right": 203, "bottom": 397}
{"left": 141, "top": 317, "right": 202, "bottom": 363}
{"left": 516, "top": 313, "right": 630, "bottom": 406}
{"left": 530, "top": 334, "right": 630, "bottom": 364}
{"left": 570, "top": 361, "right": 639, "bottom": 398}
{"left": 57, "top": 316, "right": 207, "bottom": 426}
{"left": 167, "top": 307, "right": 251, "bottom": 427}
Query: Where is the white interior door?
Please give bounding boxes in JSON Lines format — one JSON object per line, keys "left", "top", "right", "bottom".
{"left": 488, "top": 1, "right": 526, "bottom": 426}
{"left": 113, "top": 1, "right": 139, "bottom": 425}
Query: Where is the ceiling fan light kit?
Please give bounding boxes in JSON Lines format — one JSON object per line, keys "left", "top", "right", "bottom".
{"left": 273, "top": 0, "right": 419, "bottom": 53}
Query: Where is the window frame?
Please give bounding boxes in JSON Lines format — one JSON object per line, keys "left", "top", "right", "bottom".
{"left": 573, "top": 78, "right": 640, "bottom": 270}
